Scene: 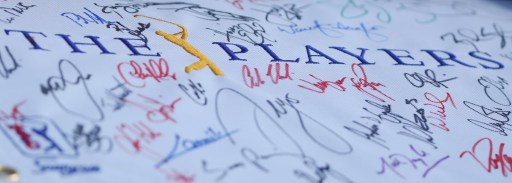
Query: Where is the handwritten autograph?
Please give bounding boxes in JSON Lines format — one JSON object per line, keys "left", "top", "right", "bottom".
{"left": 362, "top": 100, "right": 437, "bottom": 149}
{"left": 117, "top": 58, "right": 176, "bottom": 88}
{"left": 100, "top": 77, "right": 132, "bottom": 111}
{"left": 155, "top": 127, "right": 238, "bottom": 168}
{"left": 124, "top": 94, "right": 182, "bottom": 123}
{"left": 441, "top": 23, "right": 512, "bottom": 52}
{"left": 253, "top": 3, "right": 307, "bottom": 26}
{"left": 404, "top": 69, "right": 457, "bottom": 88}
{"left": 299, "top": 63, "right": 395, "bottom": 103}
{"left": 278, "top": 20, "right": 387, "bottom": 42}
{"left": 179, "top": 79, "right": 207, "bottom": 106}
{"left": 69, "top": 124, "right": 112, "bottom": 153}
{"left": 464, "top": 101, "right": 511, "bottom": 136}
{"left": 0, "top": 46, "right": 21, "bottom": 79}
{"left": 61, "top": 7, "right": 113, "bottom": 27}
{"left": 478, "top": 76, "right": 510, "bottom": 106}
{"left": 40, "top": 59, "right": 104, "bottom": 122}
{"left": 107, "top": 21, "right": 150, "bottom": 43}
{"left": 94, "top": 2, "right": 258, "bottom": 21}
{"left": 460, "top": 137, "right": 512, "bottom": 177}
{"left": 242, "top": 62, "right": 293, "bottom": 88}
{"left": 378, "top": 144, "right": 450, "bottom": 179}
{"left": 0, "top": 2, "right": 36, "bottom": 24}
{"left": 207, "top": 22, "right": 276, "bottom": 44}
{"left": 423, "top": 92, "right": 456, "bottom": 132}
{"left": 114, "top": 121, "right": 163, "bottom": 161}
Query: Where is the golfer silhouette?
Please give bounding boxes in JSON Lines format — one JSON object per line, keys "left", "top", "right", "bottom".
{"left": 134, "top": 14, "right": 224, "bottom": 76}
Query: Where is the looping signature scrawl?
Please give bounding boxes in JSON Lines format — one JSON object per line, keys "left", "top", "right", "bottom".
{"left": 1, "top": 0, "right": 512, "bottom": 182}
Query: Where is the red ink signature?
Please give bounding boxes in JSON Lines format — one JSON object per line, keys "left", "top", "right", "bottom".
{"left": 460, "top": 137, "right": 512, "bottom": 177}
{"left": 159, "top": 168, "right": 195, "bottom": 183}
{"left": 226, "top": 0, "right": 246, "bottom": 10}
{"left": 349, "top": 64, "right": 394, "bottom": 102}
{"left": 9, "top": 124, "right": 40, "bottom": 149}
{"left": 242, "top": 65, "right": 264, "bottom": 88}
{"left": 0, "top": 101, "right": 40, "bottom": 149}
{"left": 423, "top": 92, "right": 456, "bottom": 132}
{"left": 299, "top": 63, "right": 395, "bottom": 102}
{"left": 298, "top": 74, "right": 346, "bottom": 93}
{"left": 242, "top": 63, "right": 292, "bottom": 88}
{"left": 266, "top": 62, "right": 293, "bottom": 84}
{"left": 118, "top": 58, "right": 176, "bottom": 88}
{"left": 226, "top": 0, "right": 278, "bottom": 10}
{"left": 114, "top": 122, "right": 163, "bottom": 161}
{"left": 124, "top": 94, "right": 182, "bottom": 123}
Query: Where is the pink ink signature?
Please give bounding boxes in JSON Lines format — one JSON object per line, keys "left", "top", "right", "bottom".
{"left": 114, "top": 122, "right": 163, "bottom": 161}
{"left": 460, "top": 137, "right": 512, "bottom": 177}
{"left": 226, "top": 0, "right": 279, "bottom": 10}
{"left": 118, "top": 58, "right": 176, "bottom": 88}
{"left": 423, "top": 92, "right": 457, "bottom": 132}
{"left": 159, "top": 168, "right": 195, "bottom": 183}
{"left": 124, "top": 94, "right": 182, "bottom": 123}
{"left": 242, "top": 63, "right": 292, "bottom": 88}
{"left": 299, "top": 63, "right": 395, "bottom": 102}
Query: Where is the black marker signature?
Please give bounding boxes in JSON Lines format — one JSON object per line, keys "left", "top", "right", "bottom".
{"left": 216, "top": 89, "right": 352, "bottom": 155}
{"left": 179, "top": 79, "right": 207, "bottom": 106}
{"left": 207, "top": 22, "right": 276, "bottom": 44}
{"left": 363, "top": 99, "right": 437, "bottom": 149}
{"left": 405, "top": 98, "right": 429, "bottom": 131}
{"left": 440, "top": 23, "right": 512, "bottom": 52}
{"left": 464, "top": 101, "right": 511, "bottom": 136}
{"left": 253, "top": 3, "right": 309, "bottom": 26}
{"left": 404, "top": 69, "right": 457, "bottom": 88}
{"left": 347, "top": 98, "right": 431, "bottom": 150}
{"left": 478, "top": 76, "right": 510, "bottom": 106}
{"left": 266, "top": 93, "right": 353, "bottom": 155}
{"left": 209, "top": 88, "right": 353, "bottom": 182}
{"left": 266, "top": 95, "right": 297, "bottom": 118}
{"left": 203, "top": 147, "right": 353, "bottom": 183}
{"left": 241, "top": 148, "right": 353, "bottom": 183}
{"left": 94, "top": 2, "right": 258, "bottom": 21}
{"left": 0, "top": 46, "right": 21, "bottom": 79}
{"left": 40, "top": 59, "right": 104, "bottom": 122}
{"left": 69, "top": 123, "right": 113, "bottom": 153}
{"left": 107, "top": 21, "right": 150, "bottom": 43}
{"left": 344, "top": 119, "right": 389, "bottom": 150}
{"left": 464, "top": 101, "right": 510, "bottom": 123}
{"left": 101, "top": 77, "right": 132, "bottom": 111}
{"left": 202, "top": 160, "right": 244, "bottom": 181}
{"left": 0, "top": 2, "right": 36, "bottom": 24}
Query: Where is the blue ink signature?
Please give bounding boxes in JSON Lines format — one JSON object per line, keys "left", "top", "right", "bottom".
{"left": 277, "top": 20, "right": 388, "bottom": 42}
{"left": 155, "top": 127, "right": 238, "bottom": 168}
{"left": 61, "top": 7, "right": 113, "bottom": 27}
{"left": 34, "top": 159, "right": 100, "bottom": 176}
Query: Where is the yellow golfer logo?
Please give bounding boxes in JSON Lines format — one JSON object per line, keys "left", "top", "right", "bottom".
{"left": 134, "top": 14, "right": 224, "bottom": 76}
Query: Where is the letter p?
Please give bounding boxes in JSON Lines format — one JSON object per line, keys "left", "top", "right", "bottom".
{"left": 212, "top": 42, "right": 248, "bottom": 61}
